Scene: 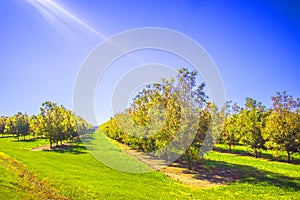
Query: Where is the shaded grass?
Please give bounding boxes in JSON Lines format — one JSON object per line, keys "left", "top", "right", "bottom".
{"left": 214, "top": 144, "right": 300, "bottom": 164}
{"left": 197, "top": 159, "right": 300, "bottom": 191}
{"left": 206, "top": 150, "right": 300, "bottom": 177}
{"left": 43, "top": 144, "right": 87, "bottom": 155}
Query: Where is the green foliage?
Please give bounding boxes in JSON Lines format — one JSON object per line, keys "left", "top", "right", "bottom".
{"left": 220, "top": 101, "right": 241, "bottom": 151}
{"left": 220, "top": 93, "right": 300, "bottom": 162}
{"left": 3, "top": 112, "right": 30, "bottom": 140}
{"left": 2, "top": 101, "right": 92, "bottom": 148}
{"left": 0, "top": 116, "right": 6, "bottom": 136}
{"left": 15, "top": 112, "right": 30, "bottom": 141}
{"left": 100, "top": 68, "right": 210, "bottom": 169}
{"left": 4, "top": 116, "right": 17, "bottom": 136}
{"left": 39, "top": 101, "right": 92, "bottom": 148}
{"left": 238, "top": 98, "right": 266, "bottom": 158}
{"left": 29, "top": 115, "right": 46, "bottom": 138}
{"left": 101, "top": 69, "right": 300, "bottom": 167}
{"left": 264, "top": 91, "right": 300, "bottom": 162}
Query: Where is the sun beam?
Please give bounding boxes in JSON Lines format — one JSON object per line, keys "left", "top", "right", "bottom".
{"left": 24, "top": 0, "right": 144, "bottom": 64}
{"left": 25, "top": 0, "right": 106, "bottom": 39}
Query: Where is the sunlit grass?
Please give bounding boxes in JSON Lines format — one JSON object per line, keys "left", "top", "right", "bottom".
{"left": 0, "top": 161, "right": 27, "bottom": 199}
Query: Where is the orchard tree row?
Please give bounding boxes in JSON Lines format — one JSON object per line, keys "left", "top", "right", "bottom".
{"left": 220, "top": 92, "right": 300, "bottom": 162}
{"left": 101, "top": 68, "right": 218, "bottom": 169}
{"left": 100, "top": 68, "right": 300, "bottom": 167}
{"left": 0, "top": 101, "right": 93, "bottom": 148}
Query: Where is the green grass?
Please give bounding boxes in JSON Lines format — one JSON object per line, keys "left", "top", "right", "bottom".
{"left": 214, "top": 143, "right": 300, "bottom": 163}
{"left": 0, "top": 132, "right": 300, "bottom": 199}
{"left": 82, "top": 132, "right": 152, "bottom": 173}
{"left": 0, "top": 156, "right": 27, "bottom": 199}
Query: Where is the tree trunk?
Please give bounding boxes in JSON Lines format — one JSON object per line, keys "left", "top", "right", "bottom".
{"left": 229, "top": 143, "right": 232, "bottom": 152}
{"left": 186, "top": 151, "right": 192, "bottom": 170}
{"left": 50, "top": 139, "right": 53, "bottom": 149}
{"left": 287, "top": 151, "right": 291, "bottom": 163}
{"left": 254, "top": 148, "right": 258, "bottom": 158}
{"left": 165, "top": 150, "right": 169, "bottom": 163}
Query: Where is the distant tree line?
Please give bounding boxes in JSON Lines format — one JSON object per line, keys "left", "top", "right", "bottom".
{"left": 0, "top": 101, "right": 93, "bottom": 148}
{"left": 100, "top": 68, "right": 300, "bottom": 166}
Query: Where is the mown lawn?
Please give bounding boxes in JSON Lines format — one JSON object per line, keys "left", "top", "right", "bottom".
{"left": 0, "top": 155, "right": 27, "bottom": 199}
{"left": 0, "top": 132, "right": 300, "bottom": 199}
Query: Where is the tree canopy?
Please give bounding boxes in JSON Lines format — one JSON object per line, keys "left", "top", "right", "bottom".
{"left": 100, "top": 68, "right": 300, "bottom": 165}
{"left": 1, "top": 101, "right": 92, "bottom": 148}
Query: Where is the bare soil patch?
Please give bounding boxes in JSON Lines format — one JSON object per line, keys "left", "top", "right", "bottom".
{"left": 117, "top": 142, "right": 240, "bottom": 188}
{"left": 160, "top": 160, "right": 242, "bottom": 188}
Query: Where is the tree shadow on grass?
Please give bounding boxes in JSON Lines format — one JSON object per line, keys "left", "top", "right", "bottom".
{"left": 10, "top": 138, "right": 38, "bottom": 143}
{"left": 29, "top": 138, "right": 87, "bottom": 155}
{"left": 176, "top": 159, "right": 300, "bottom": 191}
{"left": 0, "top": 135, "right": 36, "bottom": 142}
{"left": 213, "top": 146, "right": 300, "bottom": 165}
{"left": 16, "top": 138, "right": 37, "bottom": 142}
{"left": 41, "top": 143, "right": 87, "bottom": 155}
{"left": 0, "top": 135, "right": 15, "bottom": 139}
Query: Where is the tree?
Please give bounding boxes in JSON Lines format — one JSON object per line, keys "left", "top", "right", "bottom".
{"left": 40, "top": 101, "right": 66, "bottom": 148}
{"left": 75, "top": 116, "right": 93, "bottom": 138}
{"left": 264, "top": 91, "right": 300, "bottom": 162}
{"left": 39, "top": 101, "right": 83, "bottom": 148}
{"left": 0, "top": 102, "right": 91, "bottom": 147}
{"left": 239, "top": 98, "right": 266, "bottom": 158}
{"left": 14, "top": 112, "right": 30, "bottom": 141}
{"left": 61, "top": 109, "right": 77, "bottom": 143}
{"left": 220, "top": 102, "right": 241, "bottom": 151}
{"left": 3, "top": 113, "right": 29, "bottom": 141}
{"left": 0, "top": 116, "right": 6, "bottom": 137}
{"left": 29, "top": 115, "right": 46, "bottom": 138}
{"left": 4, "top": 116, "right": 17, "bottom": 137}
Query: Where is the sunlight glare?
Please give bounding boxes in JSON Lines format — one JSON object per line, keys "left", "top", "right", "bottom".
{"left": 25, "top": 0, "right": 106, "bottom": 39}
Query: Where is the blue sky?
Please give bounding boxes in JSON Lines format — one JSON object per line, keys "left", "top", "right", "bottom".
{"left": 0, "top": 0, "right": 299, "bottom": 124}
